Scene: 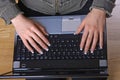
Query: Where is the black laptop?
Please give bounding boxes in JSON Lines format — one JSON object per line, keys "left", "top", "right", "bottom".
{"left": 2, "top": 15, "right": 108, "bottom": 79}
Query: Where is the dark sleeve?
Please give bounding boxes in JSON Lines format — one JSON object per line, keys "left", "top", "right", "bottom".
{"left": 90, "top": 0, "right": 116, "bottom": 17}
{"left": 0, "top": 0, "right": 23, "bottom": 24}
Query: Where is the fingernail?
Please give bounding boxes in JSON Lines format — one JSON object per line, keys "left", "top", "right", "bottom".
{"left": 91, "top": 51, "right": 93, "bottom": 53}
{"left": 46, "top": 33, "right": 49, "bottom": 36}
{"left": 80, "top": 48, "right": 83, "bottom": 51}
{"left": 45, "top": 48, "right": 49, "bottom": 51}
{"left": 40, "top": 51, "right": 43, "bottom": 54}
{"left": 74, "top": 33, "right": 76, "bottom": 35}
{"left": 47, "top": 43, "right": 51, "bottom": 47}
{"left": 31, "top": 51, "right": 34, "bottom": 53}
{"left": 84, "top": 52, "right": 87, "bottom": 55}
{"left": 100, "top": 46, "right": 103, "bottom": 49}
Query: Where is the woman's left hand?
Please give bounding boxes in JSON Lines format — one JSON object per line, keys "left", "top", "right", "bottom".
{"left": 75, "top": 8, "right": 106, "bottom": 54}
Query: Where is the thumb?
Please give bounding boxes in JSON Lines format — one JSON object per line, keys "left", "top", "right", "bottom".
{"left": 35, "top": 22, "right": 49, "bottom": 36}
{"left": 74, "top": 21, "right": 85, "bottom": 34}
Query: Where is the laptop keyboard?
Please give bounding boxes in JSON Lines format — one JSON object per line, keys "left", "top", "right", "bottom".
{"left": 14, "top": 34, "right": 106, "bottom": 61}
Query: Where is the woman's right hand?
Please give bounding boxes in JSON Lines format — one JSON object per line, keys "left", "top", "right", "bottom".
{"left": 11, "top": 14, "right": 50, "bottom": 54}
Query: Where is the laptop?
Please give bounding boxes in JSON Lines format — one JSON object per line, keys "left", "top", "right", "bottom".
{"left": 8, "top": 15, "right": 108, "bottom": 79}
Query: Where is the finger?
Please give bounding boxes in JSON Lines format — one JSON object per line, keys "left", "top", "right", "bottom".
{"left": 27, "top": 36, "right": 43, "bottom": 54}
{"left": 90, "top": 31, "right": 98, "bottom": 53}
{"left": 80, "top": 26, "right": 89, "bottom": 50}
{"left": 21, "top": 37, "right": 34, "bottom": 53}
{"left": 84, "top": 30, "right": 94, "bottom": 54}
{"left": 30, "top": 26, "right": 50, "bottom": 46}
{"left": 35, "top": 22, "right": 49, "bottom": 35}
{"left": 30, "top": 31, "right": 49, "bottom": 51}
{"left": 99, "top": 30, "right": 103, "bottom": 49}
{"left": 74, "top": 21, "right": 85, "bottom": 34}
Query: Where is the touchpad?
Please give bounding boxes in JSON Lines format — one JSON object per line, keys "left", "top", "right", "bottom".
{"left": 62, "top": 16, "right": 81, "bottom": 32}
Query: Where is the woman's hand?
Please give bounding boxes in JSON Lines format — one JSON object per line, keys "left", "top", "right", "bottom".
{"left": 11, "top": 14, "right": 50, "bottom": 54}
{"left": 75, "top": 8, "right": 106, "bottom": 54}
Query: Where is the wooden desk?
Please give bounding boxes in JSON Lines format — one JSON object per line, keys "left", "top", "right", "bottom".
{"left": 0, "top": 1, "right": 120, "bottom": 79}
{"left": 0, "top": 19, "right": 24, "bottom": 80}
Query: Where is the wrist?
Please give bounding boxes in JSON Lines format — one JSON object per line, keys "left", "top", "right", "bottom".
{"left": 11, "top": 14, "right": 25, "bottom": 24}
{"left": 90, "top": 8, "right": 106, "bottom": 16}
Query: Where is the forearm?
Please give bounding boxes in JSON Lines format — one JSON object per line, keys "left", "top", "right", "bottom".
{"left": 90, "top": 0, "right": 116, "bottom": 17}
{"left": 0, "top": 0, "right": 23, "bottom": 24}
